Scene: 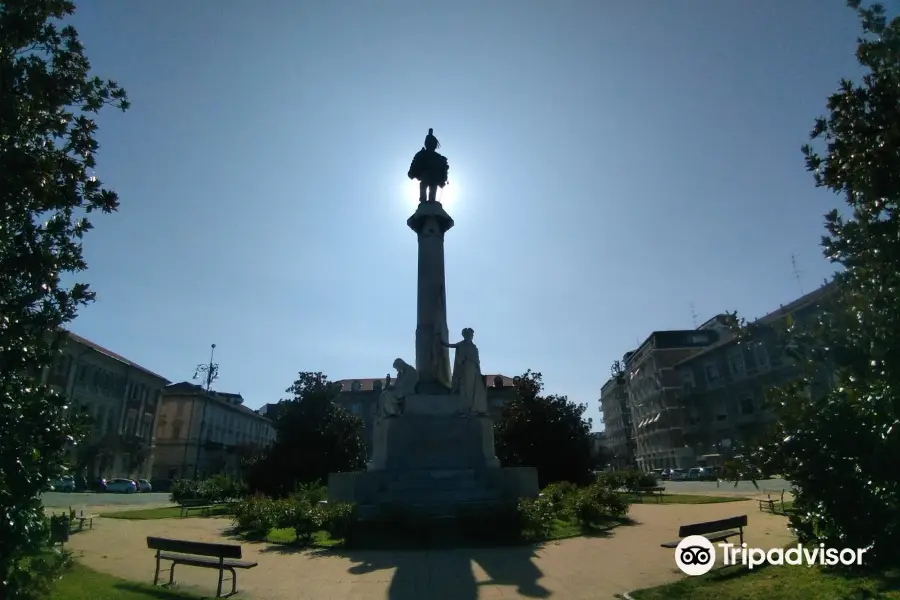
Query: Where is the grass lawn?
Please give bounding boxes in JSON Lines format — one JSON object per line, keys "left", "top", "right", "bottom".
{"left": 50, "top": 561, "right": 204, "bottom": 600}
{"left": 619, "top": 493, "right": 749, "bottom": 505}
{"left": 629, "top": 562, "right": 900, "bottom": 599}
{"left": 101, "top": 505, "right": 233, "bottom": 520}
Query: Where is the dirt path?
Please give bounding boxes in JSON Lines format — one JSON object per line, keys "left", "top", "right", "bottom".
{"left": 67, "top": 499, "right": 796, "bottom": 600}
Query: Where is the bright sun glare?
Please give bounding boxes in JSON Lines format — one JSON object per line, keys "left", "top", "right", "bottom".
{"left": 403, "top": 177, "right": 458, "bottom": 208}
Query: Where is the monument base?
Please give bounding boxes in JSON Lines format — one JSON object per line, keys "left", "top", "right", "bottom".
{"left": 328, "top": 392, "right": 538, "bottom": 518}
{"left": 328, "top": 466, "right": 538, "bottom": 519}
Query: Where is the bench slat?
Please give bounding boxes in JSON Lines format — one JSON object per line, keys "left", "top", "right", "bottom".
{"left": 158, "top": 552, "right": 257, "bottom": 569}
{"left": 147, "top": 536, "right": 242, "bottom": 559}
{"left": 678, "top": 515, "right": 747, "bottom": 538}
{"left": 660, "top": 529, "right": 741, "bottom": 548}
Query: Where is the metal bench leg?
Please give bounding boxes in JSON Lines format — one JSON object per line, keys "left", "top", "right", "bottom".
{"left": 153, "top": 551, "right": 161, "bottom": 586}
{"left": 228, "top": 566, "right": 237, "bottom": 596}
{"left": 216, "top": 558, "right": 225, "bottom": 597}
{"left": 169, "top": 562, "right": 177, "bottom": 585}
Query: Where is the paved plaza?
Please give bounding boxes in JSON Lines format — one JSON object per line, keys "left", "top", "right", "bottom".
{"left": 65, "top": 497, "right": 795, "bottom": 600}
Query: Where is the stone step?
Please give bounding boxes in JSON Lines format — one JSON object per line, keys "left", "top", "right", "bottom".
{"left": 388, "top": 469, "right": 476, "bottom": 482}
{"left": 377, "top": 488, "right": 500, "bottom": 506}
{"left": 386, "top": 479, "right": 482, "bottom": 493}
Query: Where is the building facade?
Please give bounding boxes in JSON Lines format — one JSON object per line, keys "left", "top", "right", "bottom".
{"left": 332, "top": 374, "right": 517, "bottom": 454}
{"left": 598, "top": 372, "right": 636, "bottom": 469}
{"left": 46, "top": 332, "right": 170, "bottom": 480}
{"left": 152, "top": 382, "right": 276, "bottom": 480}
{"left": 624, "top": 326, "right": 726, "bottom": 471}
{"left": 674, "top": 282, "right": 837, "bottom": 464}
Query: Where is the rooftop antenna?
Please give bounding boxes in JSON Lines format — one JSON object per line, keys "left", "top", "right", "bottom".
{"left": 791, "top": 253, "right": 804, "bottom": 296}
{"left": 690, "top": 303, "right": 699, "bottom": 328}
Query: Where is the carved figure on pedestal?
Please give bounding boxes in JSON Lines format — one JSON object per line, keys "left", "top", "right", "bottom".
{"left": 377, "top": 358, "right": 419, "bottom": 418}
{"left": 439, "top": 328, "right": 489, "bottom": 416}
{"left": 408, "top": 128, "right": 450, "bottom": 203}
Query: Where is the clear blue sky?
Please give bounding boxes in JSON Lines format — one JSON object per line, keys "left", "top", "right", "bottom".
{"left": 68, "top": 1, "right": 861, "bottom": 428}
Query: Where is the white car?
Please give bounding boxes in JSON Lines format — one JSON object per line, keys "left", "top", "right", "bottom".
{"left": 137, "top": 479, "right": 152, "bottom": 493}
{"left": 105, "top": 478, "right": 137, "bottom": 493}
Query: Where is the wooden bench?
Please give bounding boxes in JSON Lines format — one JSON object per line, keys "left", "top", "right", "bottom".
{"left": 757, "top": 498, "right": 776, "bottom": 513}
{"left": 632, "top": 486, "right": 665, "bottom": 504}
{"left": 147, "top": 536, "right": 257, "bottom": 597}
{"left": 178, "top": 499, "right": 212, "bottom": 517}
{"left": 660, "top": 515, "right": 747, "bottom": 548}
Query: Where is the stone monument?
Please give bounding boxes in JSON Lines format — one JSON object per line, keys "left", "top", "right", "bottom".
{"left": 328, "top": 129, "right": 538, "bottom": 518}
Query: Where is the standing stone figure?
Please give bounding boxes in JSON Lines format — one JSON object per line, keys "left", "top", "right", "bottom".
{"left": 440, "top": 328, "right": 489, "bottom": 415}
{"left": 377, "top": 358, "right": 419, "bottom": 418}
{"left": 408, "top": 128, "right": 450, "bottom": 203}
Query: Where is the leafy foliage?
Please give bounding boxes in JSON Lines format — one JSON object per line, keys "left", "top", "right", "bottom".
{"left": 247, "top": 372, "right": 367, "bottom": 496}
{"left": 0, "top": 1, "right": 128, "bottom": 598}
{"left": 729, "top": 1, "right": 900, "bottom": 567}
{"left": 594, "top": 469, "right": 658, "bottom": 492}
{"left": 495, "top": 371, "right": 595, "bottom": 487}
{"left": 231, "top": 492, "right": 355, "bottom": 544}
{"left": 169, "top": 475, "right": 245, "bottom": 505}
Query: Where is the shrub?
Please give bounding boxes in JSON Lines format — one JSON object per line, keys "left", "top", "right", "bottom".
{"left": 295, "top": 482, "right": 327, "bottom": 504}
{"left": 231, "top": 497, "right": 276, "bottom": 534}
{"left": 171, "top": 476, "right": 246, "bottom": 505}
{"left": 322, "top": 502, "right": 356, "bottom": 540}
{"left": 517, "top": 496, "right": 557, "bottom": 540}
{"left": 595, "top": 469, "right": 655, "bottom": 492}
{"left": 570, "top": 482, "right": 630, "bottom": 527}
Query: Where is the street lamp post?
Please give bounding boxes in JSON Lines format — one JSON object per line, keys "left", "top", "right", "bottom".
{"left": 192, "top": 344, "right": 219, "bottom": 479}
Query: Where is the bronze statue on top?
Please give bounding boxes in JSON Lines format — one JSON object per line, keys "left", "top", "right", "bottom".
{"left": 408, "top": 128, "right": 450, "bottom": 203}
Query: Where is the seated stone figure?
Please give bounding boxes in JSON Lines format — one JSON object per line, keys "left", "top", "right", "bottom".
{"left": 377, "top": 358, "right": 418, "bottom": 418}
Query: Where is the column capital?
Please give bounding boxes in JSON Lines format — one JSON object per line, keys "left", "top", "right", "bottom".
{"left": 407, "top": 201, "right": 454, "bottom": 235}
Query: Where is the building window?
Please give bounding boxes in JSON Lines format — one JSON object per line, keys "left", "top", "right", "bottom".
{"left": 172, "top": 423, "right": 182, "bottom": 439}
{"left": 704, "top": 363, "right": 721, "bottom": 384}
{"left": 754, "top": 343, "right": 770, "bottom": 370}
{"left": 740, "top": 396, "right": 755, "bottom": 415}
{"left": 727, "top": 350, "right": 746, "bottom": 377}
{"left": 680, "top": 370, "right": 695, "bottom": 389}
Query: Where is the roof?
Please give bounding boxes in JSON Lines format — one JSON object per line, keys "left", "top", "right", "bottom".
{"left": 65, "top": 331, "right": 170, "bottom": 383}
{"left": 162, "top": 381, "right": 272, "bottom": 421}
{"left": 334, "top": 374, "right": 516, "bottom": 392}
{"left": 674, "top": 281, "right": 838, "bottom": 367}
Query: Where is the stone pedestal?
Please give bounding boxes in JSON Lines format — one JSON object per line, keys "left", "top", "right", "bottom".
{"left": 367, "top": 394, "right": 500, "bottom": 472}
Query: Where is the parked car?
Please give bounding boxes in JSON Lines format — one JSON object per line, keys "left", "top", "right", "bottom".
{"left": 105, "top": 478, "right": 137, "bottom": 493}
{"left": 659, "top": 468, "right": 672, "bottom": 480}
{"left": 91, "top": 477, "right": 108, "bottom": 492}
{"left": 687, "top": 467, "right": 703, "bottom": 481}
{"left": 700, "top": 466, "right": 722, "bottom": 481}
{"left": 650, "top": 468, "right": 664, "bottom": 480}
{"left": 668, "top": 468, "right": 688, "bottom": 481}
{"left": 50, "top": 475, "right": 75, "bottom": 492}
{"left": 137, "top": 479, "right": 152, "bottom": 493}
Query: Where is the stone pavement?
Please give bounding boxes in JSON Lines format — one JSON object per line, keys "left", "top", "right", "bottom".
{"left": 67, "top": 498, "right": 796, "bottom": 600}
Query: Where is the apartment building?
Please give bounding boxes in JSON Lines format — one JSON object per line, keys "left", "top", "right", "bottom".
{"left": 332, "top": 374, "right": 517, "bottom": 453}
{"left": 152, "top": 382, "right": 276, "bottom": 479}
{"left": 625, "top": 325, "right": 726, "bottom": 471}
{"left": 599, "top": 372, "right": 636, "bottom": 469}
{"left": 674, "top": 282, "right": 837, "bottom": 463}
{"left": 46, "top": 332, "right": 170, "bottom": 480}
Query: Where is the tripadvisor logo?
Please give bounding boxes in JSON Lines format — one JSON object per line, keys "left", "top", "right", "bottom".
{"left": 675, "top": 536, "right": 870, "bottom": 576}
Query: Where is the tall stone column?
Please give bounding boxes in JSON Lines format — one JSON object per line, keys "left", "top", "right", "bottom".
{"left": 407, "top": 202, "right": 454, "bottom": 392}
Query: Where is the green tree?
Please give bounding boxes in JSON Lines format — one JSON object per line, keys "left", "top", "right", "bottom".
{"left": 248, "top": 372, "right": 366, "bottom": 497}
{"left": 0, "top": 1, "right": 128, "bottom": 597}
{"left": 495, "top": 371, "right": 595, "bottom": 488}
{"left": 732, "top": 0, "right": 900, "bottom": 567}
